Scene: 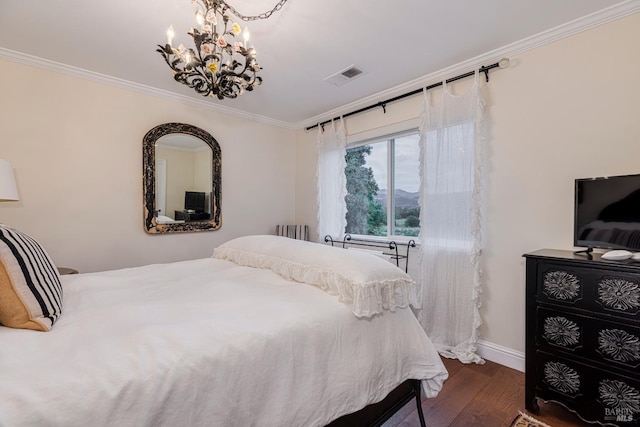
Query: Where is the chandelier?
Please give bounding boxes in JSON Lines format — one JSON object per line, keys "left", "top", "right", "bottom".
{"left": 157, "top": 0, "right": 288, "bottom": 100}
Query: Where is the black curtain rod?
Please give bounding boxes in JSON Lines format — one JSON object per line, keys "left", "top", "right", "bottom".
{"left": 305, "top": 59, "right": 507, "bottom": 132}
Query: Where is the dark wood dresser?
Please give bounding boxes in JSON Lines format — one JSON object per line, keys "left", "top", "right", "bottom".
{"left": 524, "top": 250, "right": 640, "bottom": 426}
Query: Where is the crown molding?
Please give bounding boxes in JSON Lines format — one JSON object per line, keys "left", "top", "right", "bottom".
{"left": 297, "top": 1, "right": 640, "bottom": 130}
{"left": 1, "top": 1, "right": 638, "bottom": 131}
{"left": 0, "top": 47, "right": 297, "bottom": 130}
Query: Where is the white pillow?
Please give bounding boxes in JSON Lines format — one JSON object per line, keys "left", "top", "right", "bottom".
{"left": 212, "top": 235, "right": 419, "bottom": 318}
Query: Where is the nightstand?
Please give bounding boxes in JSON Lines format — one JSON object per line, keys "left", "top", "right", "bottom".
{"left": 57, "top": 267, "right": 78, "bottom": 275}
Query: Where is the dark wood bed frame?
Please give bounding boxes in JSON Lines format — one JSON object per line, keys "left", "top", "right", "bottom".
{"left": 326, "top": 379, "right": 426, "bottom": 427}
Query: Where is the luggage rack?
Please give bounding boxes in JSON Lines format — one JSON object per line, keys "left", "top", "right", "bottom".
{"left": 324, "top": 234, "right": 416, "bottom": 273}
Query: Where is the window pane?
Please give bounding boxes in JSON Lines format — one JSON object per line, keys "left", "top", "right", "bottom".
{"left": 394, "top": 134, "right": 420, "bottom": 237}
{"left": 345, "top": 142, "right": 387, "bottom": 236}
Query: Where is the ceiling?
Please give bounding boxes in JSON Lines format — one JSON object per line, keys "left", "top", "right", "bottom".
{"left": 0, "top": 0, "right": 637, "bottom": 128}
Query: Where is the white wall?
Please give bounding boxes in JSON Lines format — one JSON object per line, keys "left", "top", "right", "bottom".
{"left": 1, "top": 12, "right": 638, "bottom": 359}
{"left": 0, "top": 60, "right": 297, "bottom": 273}
{"left": 295, "top": 13, "right": 640, "bottom": 356}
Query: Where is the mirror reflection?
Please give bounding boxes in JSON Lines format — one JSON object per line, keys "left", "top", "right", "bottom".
{"left": 143, "top": 122, "right": 221, "bottom": 234}
{"left": 155, "top": 134, "right": 213, "bottom": 224}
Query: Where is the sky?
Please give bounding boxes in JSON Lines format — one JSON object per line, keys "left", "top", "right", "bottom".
{"left": 363, "top": 133, "right": 420, "bottom": 193}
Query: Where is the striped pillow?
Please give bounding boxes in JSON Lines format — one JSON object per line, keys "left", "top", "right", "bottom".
{"left": 0, "top": 225, "right": 62, "bottom": 331}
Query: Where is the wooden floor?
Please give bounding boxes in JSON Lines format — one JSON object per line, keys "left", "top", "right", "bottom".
{"left": 383, "top": 358, "right": 590, "bottom": 427}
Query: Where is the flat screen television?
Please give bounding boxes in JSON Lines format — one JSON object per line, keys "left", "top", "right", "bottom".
{"left": 574, "top": 173, "right": 640, "bottom": 253}
{"left": 184, "top": 191, "right": 206, "bottom": 213}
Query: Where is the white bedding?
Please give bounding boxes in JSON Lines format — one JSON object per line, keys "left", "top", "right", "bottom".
{"left": 155, "top": 215, "right": 185, "bottom": 224}
{"left": 0, "top": 258, "right": 447, "bottom": 427}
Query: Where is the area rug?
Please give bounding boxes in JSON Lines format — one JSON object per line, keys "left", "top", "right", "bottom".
{"left": 510, "top": 411, "right": 553, "bottom": 427}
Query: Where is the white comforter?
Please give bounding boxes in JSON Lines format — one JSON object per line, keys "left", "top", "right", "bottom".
{"left": 0, "top": 258, "right": 447, "bottom": 427}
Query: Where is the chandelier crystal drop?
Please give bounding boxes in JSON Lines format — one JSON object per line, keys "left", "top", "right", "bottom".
{"left": 157, "top": 0, "right": 287, "bottom": 100}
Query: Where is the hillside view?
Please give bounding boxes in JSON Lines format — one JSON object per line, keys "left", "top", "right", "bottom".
{"left": 374, "top": 189, "right": 419, "bottom": 208}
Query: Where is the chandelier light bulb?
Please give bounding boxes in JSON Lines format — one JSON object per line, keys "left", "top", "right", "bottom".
{"left": 243, "top": 27, "right": 250, "bottom": 46}
{"left": 195, "top": 10, "right": 205, "bottom": 27}
{"left": 166, "top": 25, "right": 175, "bottom": 46}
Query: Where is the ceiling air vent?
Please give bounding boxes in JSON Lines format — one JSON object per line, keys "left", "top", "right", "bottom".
{"left": 323, "top": 65, "right": 366, "bottom": 86}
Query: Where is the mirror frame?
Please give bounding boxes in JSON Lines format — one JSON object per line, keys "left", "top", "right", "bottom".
{"left": 143, "top": 122, "right": 221, "bottom": 233}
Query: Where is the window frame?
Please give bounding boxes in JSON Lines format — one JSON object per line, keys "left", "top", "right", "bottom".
{"left": 345, "top": 127, "right": 420, "bottom": 242}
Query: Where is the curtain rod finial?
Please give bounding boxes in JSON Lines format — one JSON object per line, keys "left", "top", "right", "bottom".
{"left": 498, "top": 58, "right": 510, "bottom": 69}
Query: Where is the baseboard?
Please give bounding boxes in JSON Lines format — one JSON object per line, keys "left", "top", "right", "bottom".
{"left": 477, "top": 339, "right": 525, "bottom": 372}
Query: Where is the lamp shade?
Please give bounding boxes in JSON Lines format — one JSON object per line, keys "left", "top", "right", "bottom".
{"left": 0, "top": 159, "right": 19, "bottom": 201}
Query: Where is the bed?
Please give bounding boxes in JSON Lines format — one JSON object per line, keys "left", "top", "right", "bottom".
{"left": 0, "top": 230, "right": 447, "bottom": 427}
{"left": 155, "top": 214, "right": 185, "bottom": 224}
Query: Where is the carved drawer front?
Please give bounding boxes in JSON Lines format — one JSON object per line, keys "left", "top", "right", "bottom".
{"left": 598, "top": 378, "right": 640, "bottom": 425}
{"left": 536, "top": 351, "right": 640, "bottom": 425}
{"left": 537, "top": 263, "right": 640, "bottom": 320}
{"left": 538, "top": 267, "right": 583, "bottom": 306}
{"left": 597, "top": 327, "right": 640, "bottom": 369}
{"left": 537, "top": 308, "right": 583, "bottom": 351}
{"left": 596, "top": 276, "right": 640, "bottom": 317}
{"left": 538, "top": 308, "right": 640, "bottom": 371}
{"left": 536, "top": 352, "right": 585, "bottom": 403}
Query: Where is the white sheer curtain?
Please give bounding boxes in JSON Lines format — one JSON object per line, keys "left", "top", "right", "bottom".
{"left": 417, "top": 73, "right": 486, "bottom": 364}
{"left": 316, "top": 119, "right": 347, "bottom": 242}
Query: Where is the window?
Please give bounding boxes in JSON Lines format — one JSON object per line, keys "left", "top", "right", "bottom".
{"left": 345, "top": 132, "right": 420, "bottom": 238}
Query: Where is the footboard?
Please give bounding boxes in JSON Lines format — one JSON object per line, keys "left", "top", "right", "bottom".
{"left": 324, "top": 234, "right": 416, "bottom": 273}
{"left": 326, "top": 379, "right": 425, "bottom": 427}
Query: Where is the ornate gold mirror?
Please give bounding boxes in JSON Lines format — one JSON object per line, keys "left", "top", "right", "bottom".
{"left": 143, "top": 123, "right": 221, "bottom": 233}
